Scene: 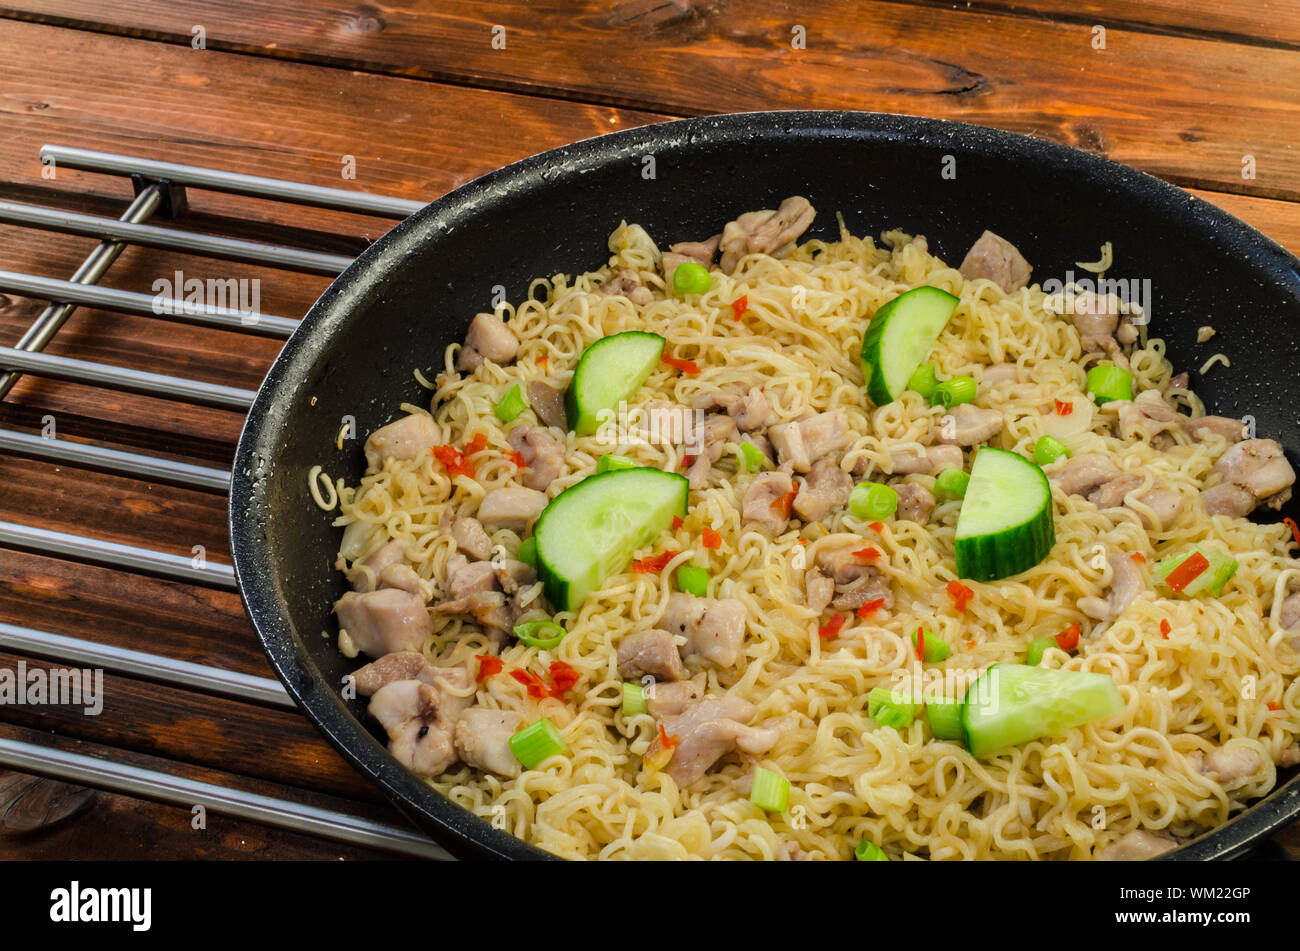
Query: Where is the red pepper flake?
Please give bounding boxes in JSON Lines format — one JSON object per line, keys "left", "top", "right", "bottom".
{"left": 853, "top": 547, "right": 881, "bottom": 561}
{"left": 682, "top": 454, "right": 696, "bottom": 470}
{"left": 509, "top": 669, "right": 550, "bottom": 700}
{"left": 869, "top": 521, "right": 885, "bottom": 534}
{"left": 702, "top": 528, "right": 722, "bottom": 549}
{"left": 632, "top": 550, "right": 679, "bottom": 574}
{"left": 671, "top": 515, "right": 684, "bottom": 531}
{"left": 1166, "top": 551, "right": 1210, "bottom": 593}
{"left": 946, "top": 580, "right": 975, "bottom": 612}
{"left": 657, "top": 722, "right": 680, "bottom": 750}
{"left": 662, "top": 354, "right": 700, "bottom": 375}
{"left": 537, "top": 353, "right": 549, "bottom": 368}
{"left": 1159, "top": 618, "right": 1172, "bottom": 639}
{"left": 474, "top": 654, "right": 503, "bottom": 682}
{"left": 432, "top": 444, "right": 475, "bottom": 478}
{"left": 915, "top": 626, "right": 926, "bottom": 661}
{"left": 855, "top": 598, "right": 886, "bottom": 619}
{"left": 1268, "top": 701, "right": 1282, "bottom": 712}
{"left": 1056, "top": 623, "right": 1080, "bottom": 650}
{"left": 965, "top": 638, "right": 977, "bottom": 650}
{"left": 772, "top": 488, "right": 798, "bottom": 519}
{"left": 465, "top": 433, "right": 488, "bottom": 456}
{"left": 1130, "top": 552, "right": 1146, "bottom": 564}
{"left": 1054, "top": 399, "right": 1074, "bottom": 416}
{"left": 818, "top": 614, "right": 846, "bottom": 640}
{"left": 730, "top": 295, "right": 749, "bottom": 322}
{"left": 506, "top": 449, "right": 527, "bottom": 468}
{"left": 547, "top": 660, "right": 580, "bottom": 699}
{"left": 1285, "top": 517, "right": 1300, "bottom": 550}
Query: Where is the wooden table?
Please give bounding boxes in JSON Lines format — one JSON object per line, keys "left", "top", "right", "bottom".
{"left": 0, "top": 0, "right": 1297, "bottom": 859}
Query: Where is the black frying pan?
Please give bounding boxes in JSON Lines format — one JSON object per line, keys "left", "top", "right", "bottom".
{"left": 229, "top": 111, "right": 1300, "bottom": 860}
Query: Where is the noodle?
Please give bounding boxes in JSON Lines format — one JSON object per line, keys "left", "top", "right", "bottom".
{"left": 330, "top": 223, "right": 1299, "bottom": 860}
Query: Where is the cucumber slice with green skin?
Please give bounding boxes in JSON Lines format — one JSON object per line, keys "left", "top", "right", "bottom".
{"left": 925, "top": 697, "right": 966, "bottom": 742}
{"left": 564, "top": 331, "right": 666, "bottom": 436}
{"left": 954, "top": 447, "right": 1055, "bottom": 581}
{"left": 534, "top": 468, "right": 688, "bottom": 611}
{"left": 859, "top": 286, "right": 961, "bottom": 406}
{"left": 960, "top": 663, "right": 1124, "bottom": 758}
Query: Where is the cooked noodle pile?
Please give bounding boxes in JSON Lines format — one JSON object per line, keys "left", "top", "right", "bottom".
{"left": 325, "top": 223, "right": 1300, "bottom": 860}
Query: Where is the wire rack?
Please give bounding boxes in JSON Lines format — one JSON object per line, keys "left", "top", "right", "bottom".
{"left": 0, "top": 146, "right": 450, "bottom": 860}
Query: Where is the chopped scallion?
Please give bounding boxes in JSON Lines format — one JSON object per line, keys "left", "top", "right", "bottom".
{"left": 854, "top": 840, "right": 889, "bottom": 861}
{"left": 673, "top": 261, "right": 713, "bottom": 295}
{"left": 1033, "top": 434, "right": 1070, "bottom": 466}
{"left": 513, "top": 619, "right": 566, "bottom": 650}
{"left": 907, "top": 364, "right": 940, "bottom": 400}
{"left": 934, "top": 468, "right": 969, "bottom": 500}
{"left": 676, "top": 563, "right": 709, "bottom": 597}
{"left": 1025, "top": 635, "right": 1057, "bottom": 666}
{"left": 868, "top": 687, "right": 916, "bottom": 729}
{"left": 925, "top": 697, "right": 966, "bottom": 741}
{"left": 1153, "top": 545, "right": 1238, "bottom": 598}
{"left": 493, "top": 383, "right": 528, "bottom": 422}
{"left": 740, "top": 441, "right": 767, "bottom": 472}
{"left": 932, "top": 375, "right": 977, "bottom": 409}
{"left": 622, "top": 682, "right": 647, "bottom": 716}
{"left": 508, "top": 718, "right": 566, "bottom": 769}
{"left": 850, "top": 482, "right": 899, "bottom": 520}
{"left": 1085, "top": 364, "right": 1134, "bottom": 404}
{"left": 910, "top": 627, "right": 950, "bottom": 662}
{"left": 596, "top": 453, "right": 638, "bottom": 473}
{"left": 749, "top": 766, "right": 790, "bottom": 813}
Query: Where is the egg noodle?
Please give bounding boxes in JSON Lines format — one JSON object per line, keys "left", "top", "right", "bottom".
{"left": 324, "top": 221, "right": 1300, "bottom": 860}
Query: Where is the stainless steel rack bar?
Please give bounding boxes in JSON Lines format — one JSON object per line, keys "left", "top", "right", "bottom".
{"left": 0, "top": 146, "right": 446, "bottom": 859}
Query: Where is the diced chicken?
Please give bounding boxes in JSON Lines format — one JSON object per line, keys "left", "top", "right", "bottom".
{"left": 646, "top": 677, "right": 705, "bottom": 717}
{"left": 349, "top": 540, "right": 407, "bottom": 591}
{"left": 457, "top": 312, "right": 519, "bottom": 372}
{"left": 435, "top": 554, "right": 536, "bottom": 637}
{"left": 1277, "top": 588, "right": 1300, "bottom": 633}
{"left": 1049, "top": 453, "right": 1124, "bottom": 498}
{"left": 1117, "top": 390, "right": 1182, "bottom": 444}
{"left": 894, "top": 481, "right": 936, "bottom": 524}
{"left": 599, "top": 268, "right": 653, "bottom": 306}
{"left": 769, "top": 411, "right": 852, "bottom": 472}
{"left": 978, "top": 362, "right": 1027, "bottom": 392}
{"left": 334, "top": 588, "right": 432, "bottom": 659}
{"left": 814, "top": 538, "right": 876, "bottom": 586}
{"left": 1188, "top": 744, "right": 1264, "bottom": 785}
{"left": 831, "top": 571, "right": 894, "bottom": 613}
{"left": 1050, "top": 454, "right": 1179, "bottom": 527}
{"left": 958, "top": 230, "right": 1032, "bottom": 293}
{"left": 477, "top": 487, "right": 547, "bottom": 534}
{"left": 368, "top": 680, "right": 458, "bottom": 777}
{"left": 363, "top": 414, "right": 442, "bottom": 470}
{"left": 805, "top": 567, "right": 835, "bottom": 615}
{"left": 661, "top": 696, "right": 781, "bottom": 787}
{"left": 884, "top": 443, "right": 964, "bottom": 477}
{"left": 1132, "top": 486, "right": 1184, "bottom": 531}
{"left": 660, "top": 235, "right": 720, "bottom": 285}
{"left": 507, "top": 425, "right": 566, "bottom": 492}
{"left": 375, "top": 563, "right": 428, "bottom": 599}
{"left": 639, "top": 399, "right": 699, "bottom": 448}
{"left": 1280, "top": 743, "right": 1300, "bottom": 767}
{"left": 1077, "top": 550, "right": 1145, "bottom": 622}
{"left": 451, "top": 516, "right": 493, "bottom": 561}
{"left": 526, "top": 380, "right": 568, "bottom": 430}
{"left": 1201, "top": 439, "right": 1296, "bottom": 517}
{"left": 1164, "top": 372, "right": 1189, "bottom": 394}
{"left": 454, "top": 708, "right": 526, "bottom": 778}
{"left": 661, "top": 593, "right": 747, "bottom": 668}
{"left": 792, "top": 457, "right": 852, "bottom": 522}
{"left": 687, "top": 412, "right": 739, "bottom": 490}
{"left": 690, "top": 387, "right": 776, "bottom": 431}
{"left": 742, "top": 470, "right": 796, "bottom": 534}
{"left": 935, "top": 405, "right": 1004, "bottom": 447}
{"left": 1186, "top": 415, "right": 1245, "bottom": 443}
{"left": 617, "top": 629, "right": 687, "bottom": 682}
{"left": 1099, "top": 830, "right": 1177, "bottom": 861}
{"left": 352, "top": 653, "right": 475, "bottom": 717}
{"left": 718, "top": 197, "right": 816, "bottom": 274}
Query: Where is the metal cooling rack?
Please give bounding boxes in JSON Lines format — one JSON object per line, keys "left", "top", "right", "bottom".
{"left": 0, "top": 146, "right": 449, "bottom": 859}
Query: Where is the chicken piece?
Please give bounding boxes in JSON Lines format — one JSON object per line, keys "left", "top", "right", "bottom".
{"left": 660, "top": 235, "right": 720, "bottom": 285}
{"left": 1186, "top": 415, "right": 1245, "bottom": 443}
{"left": 1117, "top": 390, "right": 1182, "bottom": 444}
{"left": 368, "top": 680, "right": 458, "bottom": 777}
{"left": 646, "top": 677, "right": 706, "bottom": 717}
{"left": 958, "top": 230, "right": 1032, "bottom": 293}
{"left": 894, "top": 481, "right": 936, "bottom": 524}
{"left": 363, "top": 414, "right": 442, "bottom": 470}
{"left": 935, "top": 405, "right": 1004, "bottom": 447}
{"left": 1049, "top": 453, "right": 1124, "bottom": 498}
{"left": 1131, "top": 485, "right": 1185, "bottom": 531}
{"left": 1099, "top": 830, "right": 1177, "bottom": 861}
{"left": 526, "top": 380, "right": 567, "bottom": 430}
{"left": 451, "top": 516, "right": 493, "bottom": 561}
{"left": 477, "top": 487, "right": 547, "bottom": 534}
{"left": 660, "top": 592, "right": 747, "bottom": 668}
{"left": 507, "top": 425, "right": 566, "bottom": 492}
{"left": 690, "top": 386, "right": 776, "bottom": 431}
{"left": 792, "top": 457, "right": 852, "bottom": 522}
{"left": 1087, "top": 473, "right": 1145, "bottom": 509}
{"left": 718, "top": 197, "right": 816, "bottom": 274}
{"left": 1077, "top": 550, "right": 1145, "bottom": 622}
{"left": 661, "top": 697, "right": 781, "bottom": 787}
{"left": 814, "top": 538, "right": 876, "bottom": 586}
{"left": 457, "top": 312, "right": 519, "bottom": 372}
{"left": 884, "top": 443, "right": 964, "bottom": 476}
{"left": 769, "top": 411, "right": 852, "bottom": 472}
{"left": 1188, "top": 744, "right": 1264, "bottom": 785}
{"left": 831, "top": 571, "right": 894, "bottom": 613}
{"left": 1050, "top": 454, "right": 1179, "bottom": 527}
{"left": 617, "top": 629, "right": 688, "bottom": 682}
{"left": 334, "top": 588, "right": 432, "bottom": 659}
{"left": 686, "top": 412, "right": 739, "bottom": 490}
{"left": 742, "top": 470, "right": 796, "bottom": 534}
{"left": 599, "top": 268, "right": 653, "bottom": 306}
{"left": 639, "top": 399, "right": 699, "bottom": 448}
{"left": 435, "top": 554, "right": 536, "bottom": 638}
{"left": 1201, "top": 439, "right": 1296, "bottom": 517}
{"left": 1277, "top": 588, "right": 1300, "bottom": 636}
{"left": 375, "top": 563, "right": 428, "bottom": 599}
{"left": 349, "top": 540, "right": 406, "bottom": 591}
{"left": 805, "top": 567, "right": 835, "bottom": 615}
{"left": 454, "top": 708, "right": 526, "bottom": 778}
{"left": 352, "top": 653, "right": 475, "bottom": 718}
{"left": 978, "top": 362, "right": 1027, "bottom": 392}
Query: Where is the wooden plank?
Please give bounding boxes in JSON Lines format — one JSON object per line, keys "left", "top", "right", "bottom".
{"left": 3, "top": 2, "right": 1299, "bottom": 201}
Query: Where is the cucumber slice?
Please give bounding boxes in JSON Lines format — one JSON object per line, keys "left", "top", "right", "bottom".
{"left": 564, "top": 331, "right": 666, "bottom": 436}
{"left": 925, "top": 697, "right": 966, "bottom": 742}
{"left": 961, "top": 663, "right": 1124, "bottom": 758}
{"left": 534, "top": 468, "right": 688, "bottom": 611}
{"left": 955, "top": 447, "right": 1055, "bottom": 581}
{"left": 859, "top": 286, "right": 961, "bottom": 406}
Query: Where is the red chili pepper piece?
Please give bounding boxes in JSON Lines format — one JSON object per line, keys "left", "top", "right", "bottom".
{"left": 915, "top": 626, "right": 926, "bottom": 661}
{"left": 772, "top": 488, "right": 798, "bottom": 519}
{"left": 662, "top": 354, "right": 700, "bottom": 375}
{"left": 1054, "top": 399, "right": 1074, "bottom": 416}
{"left": 730, "top": 295, "right": 749, "bottom": 321}
{"left": 537, "top": 353, "right": 549, "bottom": 368}
{"left": 509, "top": 669, "right": 550, "bottom": 700}
{"left": 869, "top": 521, "right": 885, "bottom": 533}
{"left": 506, "top": 449, "right": 527, "bottom": 468}
{"left": 1166, "top": 551, "right": 1210, "bottom": 593}
{"left": 432, "top": 445, "right": 474, "bottom": 478}
{"left": 702, "top": 528, "right": 722, "bottom": 549}
{"left": 946, "top": 580, "right": 975, "bottom": 612}
{"left": 1268, "top": 701, "right": 1282, "bottom": 711}
{"left": 1285, "top": 518, "right": 1300, "bottom": 550}
{"left": 1055, "top": 623, "right": 1080, "bottom": 650}
{"left": 658, "top": 722, "right": 680, "bottom": 750}
{"left": 855, "top": 598, "right": 885, "bottom": 619}
{"left": 474, "top": 654, "right": 503, "bottom": 682}
{"left": 632, "top": 550, "right": 679, "bottom": 574}
{"left": 818, "top": 614, "right": 846, "bottom": 640}
{"left": 671, "top": 515, "right": 684, "bottom": 531}
{"left": 1159, "top": 619, "right": 1172, "bottom": 638}
{"left": 1130, "top": 552, "right": 1146, "bottom": 564}
{"left": 853, "top": 547, "right": 881, "bottom": 561}
{"left": 465, "top": 433, "right": 488, "bottom": 456}
{"left": 547, "top": 660, "right": 580, "bottom": 699}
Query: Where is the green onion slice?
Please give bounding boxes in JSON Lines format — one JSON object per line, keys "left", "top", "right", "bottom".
{"left": 934, "top": 468, "right": 969, "bottom": 500}
{"left": 907, "top": 364, "right": 940, "bottom": 400}
{"left": 509, "top": 718, "right": 566, "bottom": 769}
{"left": 854, "top": 840, "right": 890, "bottom": 861}
{"left": 1025, "top": 635, "right": 1057, "bottom": 666}
{"left": 1153, "top": 545, "right": 1238, "bottom": 598}
{"left": 1085, "top": 364, "right": 1134, "bottom": 404}
{"left": 622, "top": 682, "right": 647, "bottom": 716}
{"left": 513, "top": 619, "right": 566, "bottom": 649}
{"left": 740, "top": 441, "right": 767, "bottom": 472}
{"left": 849, "top": 482, "right": 899, "bottom": 520}
{"left": 868, "top": 687, "right": 916, "bottom": 729}
{"left": 676, "top": 563, "right": 709, "bottom": 597}
{"left": 673, "top": 261, "right": 713, "bottom": 295}
{"left": 749, "top": 766, "right": 790, "bottom": 813}
{"left": 493, "top": 383, "right": 528, "bottom": 422}
{"left": 1033, "top": 434, "right": 1070, "bottom": 466}
{"left": 910, "top": 627, "right": 951, "bottom": 663}
{"left": 933, "top": 375, "right": 977, "bottom": 409}
{"left": 596, "top": 453, "right": 638, "bottom": 473}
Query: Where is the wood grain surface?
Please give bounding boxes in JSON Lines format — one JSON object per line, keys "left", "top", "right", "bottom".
{"left": 0, "top": 2, "right": 1297, "bottom": 860}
